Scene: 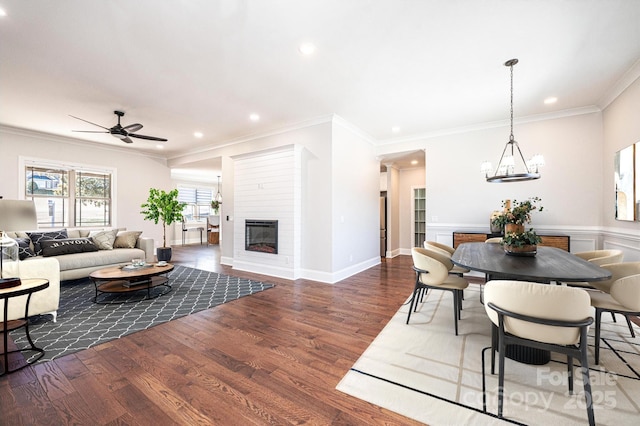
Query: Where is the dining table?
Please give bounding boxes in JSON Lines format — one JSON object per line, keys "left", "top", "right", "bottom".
{"left": 451, "top": 242, "right": 612, "bottom": 364}
{"left": 451, "top": 242, "right": 612, "bottom": 284}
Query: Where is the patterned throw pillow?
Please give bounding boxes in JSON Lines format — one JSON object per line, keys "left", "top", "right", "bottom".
{"left": 89, "top": 229, "right": 118, "bottom": 250}
{"left": 13, "top": 237, "right": 36, "bottom": 260}
{"left": 113, "top": 231, "right": 142, "bottom": 249}
{"left": 26, "top": 229, "right": 69, "bottom": 256}
{"left": 41, "top": 238, "right": 99, "bottom": 257}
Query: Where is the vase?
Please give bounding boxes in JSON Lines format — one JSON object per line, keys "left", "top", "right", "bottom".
{"left": 504, "top": 223, "right": 525, "bottom": 234}
{"left": 504, "top": 244, "right": 537, "bottom": 256}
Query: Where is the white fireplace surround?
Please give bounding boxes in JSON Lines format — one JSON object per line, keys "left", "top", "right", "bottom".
{"left": 232, "top": 145, "right": 302, "bottom": 279}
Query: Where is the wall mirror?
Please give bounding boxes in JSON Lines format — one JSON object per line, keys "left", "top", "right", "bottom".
{"left": 615, "top": 141, "right": 639, "bottom": 221}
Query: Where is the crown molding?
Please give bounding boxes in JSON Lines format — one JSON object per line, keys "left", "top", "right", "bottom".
{"left": 168, "top": 115, "right": 335, "bottom": 162}
{"left": 597, "top": 58, "right": 640, "bottom": 110}
{"left": 376, "top": 106, "right": 601, "bottom": 146}
{"left": 0, "top": 124, "right": 168, "bottom": 161}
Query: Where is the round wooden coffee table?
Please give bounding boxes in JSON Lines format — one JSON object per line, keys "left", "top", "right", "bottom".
{"left": 89, "top": 263, "right": 174, "bottom": 304}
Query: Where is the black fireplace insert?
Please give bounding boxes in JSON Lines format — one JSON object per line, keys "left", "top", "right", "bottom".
{"left": 245, "top": 220, "right": 278, "bottom": 254}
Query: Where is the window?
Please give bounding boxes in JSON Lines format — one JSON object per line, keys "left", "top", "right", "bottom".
{"left": 177, "top": 185, "right": 213, "bottom": 220}
{"left": 24, "top": 162, "right": 113, "bottom": 228}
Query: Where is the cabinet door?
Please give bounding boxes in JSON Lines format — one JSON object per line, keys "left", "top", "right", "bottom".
{"left": 453, "top": 232, "right": 488, "bottom": 248}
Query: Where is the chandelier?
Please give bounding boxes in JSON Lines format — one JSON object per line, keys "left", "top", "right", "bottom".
{"left": 481, "top": 59, "right": 544, "bottom": 183}
{"left": 214, "top": 175, "right": 222, "bottom": 203}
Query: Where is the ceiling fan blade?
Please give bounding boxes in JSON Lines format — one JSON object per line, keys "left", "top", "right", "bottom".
{"left": 129, "top": 133, "right": 168, "bottom": 142}
{"left": 72, "top": 130, "right": 109, "bottom": 133}
{"left": 69, "top": 115, "right": 110, "bottom": 130}
{"left": 123, "top": 123, "right": 143, "bottom": 133}
{"left": 121, "top": 136, "right": 134, "bottom": 144}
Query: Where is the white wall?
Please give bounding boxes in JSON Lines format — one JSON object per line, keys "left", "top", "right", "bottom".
{"left": 0, "top": 127, "right": 172, "bottom": 248}
{"left": 602, "top": 76, "right": 640, "bottom": 261}
{"left": 330, "top": 120, "right": 380, "bottom": 281}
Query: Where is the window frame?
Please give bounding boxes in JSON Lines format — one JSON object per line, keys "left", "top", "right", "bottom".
{"left": 19, "top": 156, "right": 117, "bottom": 229}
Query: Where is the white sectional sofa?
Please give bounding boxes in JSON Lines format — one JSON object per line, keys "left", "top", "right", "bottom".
{"left": 8, "top": 228, "right": 155, "bottom": 281}
{"left": 0, "top": 200, "right": 155, "bottom": 280}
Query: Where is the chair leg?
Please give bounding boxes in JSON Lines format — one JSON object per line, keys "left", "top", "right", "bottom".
{"left": 481, "top": 347, "right": 492, "bottom": 413}
{"left": 625, "top": 315, "right": 636, "bottom": 338}
{"left": 406, "top": 287, "right": 418, "bottom": 324}
{"left": 580, "top": 343, "right": 596, "bottom": 426}
{"left": 497, "top": 328, "right": 506, "bottom": 418}
{"left": 452, "top": 290, "right": 459, "bottom": 336}
{"left": 491, "top": 325, "right": 497, "bottom": 375}
{"left": 611, "top": 312, "right": 617, "bottom": 323}
{"left": 595, "top": 308, "right": 602, "bottom": 365}
{"left": 567, "top": 355, "right": 574, "bottom": 394}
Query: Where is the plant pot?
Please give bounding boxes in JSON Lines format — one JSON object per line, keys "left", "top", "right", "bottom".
{"left": 504, "top": 244, "right": 537, "bottom": 257}
{"left": 505, "top": 223, "right": 525, "bottom": 234}
{"left": 156, "top": 247, "right": 172, "bottom": 262}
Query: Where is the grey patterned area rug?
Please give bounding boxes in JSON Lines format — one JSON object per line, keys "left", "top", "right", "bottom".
{"left": 12, "top": 265, "right": 274, "bottom": 363}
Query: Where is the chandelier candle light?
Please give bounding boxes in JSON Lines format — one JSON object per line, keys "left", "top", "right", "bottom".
{"left": 481, "top": 59, "right": 545, "bottom": 183}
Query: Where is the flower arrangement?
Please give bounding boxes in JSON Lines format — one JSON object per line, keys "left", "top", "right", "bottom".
{"left": 502, "top": 229, "right": 542, "bottom": 248}
{"left": 491, "top": 197, "right": 544, "bottom": 228}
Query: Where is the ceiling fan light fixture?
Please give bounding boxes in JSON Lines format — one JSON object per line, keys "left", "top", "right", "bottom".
{"left": 483, "top": 58, "right": 543, "bottom": 183}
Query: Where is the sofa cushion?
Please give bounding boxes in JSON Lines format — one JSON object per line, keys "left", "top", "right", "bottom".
{"left": 13, "top": 237, "right": 36, "bottom": 260}
{"left": 89, "top": 229, "right": 117, "bottom": 250}
{"left": 41, "top": 238, "right": 99, "bottom": 257}
{"left": 114, "top": 231, "right": 142, "bottom": 249}
{"left": 26, "top": 229, "right": 68, "bottom": 256}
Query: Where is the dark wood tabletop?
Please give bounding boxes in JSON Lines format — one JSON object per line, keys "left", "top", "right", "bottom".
{"left": 451, "top": 242, "right": 612, "bottom": 283}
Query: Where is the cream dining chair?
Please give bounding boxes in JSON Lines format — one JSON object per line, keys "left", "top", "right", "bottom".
{"left": 423, "top": 241, "right": 470, "bottom": 276}
{"left": 408, "top": 248, "right": 469, "bottom": 335}
{"left": 566, "top": 250, "right": 624, "bottom": 289}
{"left": 482, "top": 280, "right": 595, "bottom": 426}
{"left": 589, "top": 270, "right": 640, "bottom": 365}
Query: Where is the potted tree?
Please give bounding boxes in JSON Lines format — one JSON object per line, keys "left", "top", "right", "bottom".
{"left": 140, "top": 188, "right": 186, "bottom": 262}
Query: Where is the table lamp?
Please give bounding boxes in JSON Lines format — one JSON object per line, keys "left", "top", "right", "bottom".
{"left": 0, "top": 231, "right": 21, "bottom": 289}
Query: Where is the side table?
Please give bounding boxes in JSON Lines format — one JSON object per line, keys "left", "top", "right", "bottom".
{"left": 1, "top": 278, "right": 49, "bottom": 376}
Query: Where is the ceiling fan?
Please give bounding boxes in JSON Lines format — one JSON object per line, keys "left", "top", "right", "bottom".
{"left": 70, "top": 110, "right": 167, "bottom": 144}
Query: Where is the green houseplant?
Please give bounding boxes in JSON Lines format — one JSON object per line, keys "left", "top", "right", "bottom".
{"left": 502, "top": 229, "right": 542, "bottom": 256}
{"left": 491, "top": 197, "right": 544, "bottom": 233}
{"left": 211, "top": 199, "right": 221, "bottom": 215}
{"left": 140, "top": 188, "right": 186, "bottom": 262}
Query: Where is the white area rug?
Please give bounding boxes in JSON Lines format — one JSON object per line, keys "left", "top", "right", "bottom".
{"left": 336, "top": 285, "right": 640, "bottom": 425}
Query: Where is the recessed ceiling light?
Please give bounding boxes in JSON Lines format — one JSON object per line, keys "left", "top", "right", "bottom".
{"left": 544, "top": 97, "right": 557, "bottom": 104}
{"left": 0, "top": 8, "right": 7, "bottom": 17}
{"left": 194, "top": 131, "right": 203, "bottom": 138}
{"left": 411, "top": 160, "right": 418, "bottom": 165}
{"left": 156, "top": 144, "right": 164, "bottom": 149}
{"left": 249, "top": 113, "right": 260, "bottom": 121}
{"left": 298, "top": 43, "right": 316, "bottom": 55}
{"left": 392, "top": 126, "right": 401, "bottom": 133}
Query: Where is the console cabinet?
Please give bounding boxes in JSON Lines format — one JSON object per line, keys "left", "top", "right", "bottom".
{"left": 453, "top": 231, "right": 570, "bottom": 251}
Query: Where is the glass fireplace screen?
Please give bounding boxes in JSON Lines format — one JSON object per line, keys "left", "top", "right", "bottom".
{"left": 245, "top": 220, "right": 278, "bottom": 254}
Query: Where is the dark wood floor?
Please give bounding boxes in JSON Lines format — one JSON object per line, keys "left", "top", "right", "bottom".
{"left": 0, "top": 245, "right": 427, "bottom": 425}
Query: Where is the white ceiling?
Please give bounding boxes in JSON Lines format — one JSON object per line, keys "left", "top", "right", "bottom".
{"left": 1, "top": 0, "right": 639, "bottom": 173}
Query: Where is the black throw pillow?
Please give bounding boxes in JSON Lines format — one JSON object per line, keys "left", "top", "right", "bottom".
{"left": 14, "top": 237, "right": 36, "bottom": 260}
{"left": 26, "top": 229, "right": 68, "bottom": 256}
{"left": 41, "top": 238, "right": 98, "bottom": 257}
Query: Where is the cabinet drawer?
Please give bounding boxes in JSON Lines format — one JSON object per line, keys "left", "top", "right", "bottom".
{"left": 453, "top": 233, "right": 488, "bottom": 248}
{"left": 538, "top": 236, "right": 570, "bottom": 251}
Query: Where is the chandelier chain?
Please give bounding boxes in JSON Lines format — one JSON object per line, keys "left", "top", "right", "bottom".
{"left": 509, "top": 62, "right": 514, "bottom": 141}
